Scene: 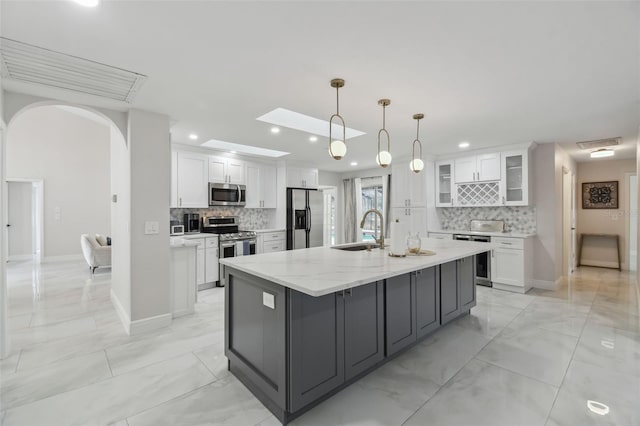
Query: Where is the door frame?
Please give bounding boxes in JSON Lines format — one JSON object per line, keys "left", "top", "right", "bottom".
{"left": 625, "top": 172, "right": 637, "bottom": 272}
{"left": 562, "top": 167, "right": 575, "bottom": 276}
{"left": 6, "top": 178, "right": 44, "bottom": 263}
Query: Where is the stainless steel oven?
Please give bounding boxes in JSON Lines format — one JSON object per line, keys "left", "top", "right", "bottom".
{"left": 453, "top": 234, "right": 492, "bottom": 287}
{"left": 219, "top": 234, "right": 257, "bottom": 286}
{"left": 209, "top": 183, "right": 246, "bottom": 207}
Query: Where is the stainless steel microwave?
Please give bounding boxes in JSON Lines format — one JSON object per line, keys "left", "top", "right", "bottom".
{"left": 209, "top": 183, "right": 246, "bottom": 207}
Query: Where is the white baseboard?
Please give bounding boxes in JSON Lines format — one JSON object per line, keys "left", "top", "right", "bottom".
{"left": 110, "top": 289, "right": 131, "bottom": 334}
{"left": 43, "top": 254, "right": 84, "bottom": 263}
{"left": 532, "top": 279, "right": 558, "bottom": 290}
{"left": 579, "top": 260, "right": 620, "bottom": 269}
{"left": 7, "top": 254, "right": 33, "bottom": 262}
{"left": 110, "top": 289, "right": 172, "bottom": 335}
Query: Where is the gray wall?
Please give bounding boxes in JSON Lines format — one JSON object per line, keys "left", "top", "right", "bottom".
{"left": 533, "top": 143, "right": 557, "bottom": 284}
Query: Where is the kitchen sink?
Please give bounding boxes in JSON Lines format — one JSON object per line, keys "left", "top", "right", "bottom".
{"left": 332, "top": 243, "right": 382, "bottom": 251}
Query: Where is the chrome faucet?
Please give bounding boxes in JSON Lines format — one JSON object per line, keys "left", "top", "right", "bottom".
{"left": 360, "top": 209, "right": 385, "bottom": 250}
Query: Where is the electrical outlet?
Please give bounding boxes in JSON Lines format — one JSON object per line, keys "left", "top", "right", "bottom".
{"left": 263, "top": 292, "right": 275, "bottom": 309}
{"left": 144, "top": 221, "right": 159, "bottom": 235}
{"left": 54, "top": 207, "right": 61, "bottom": 220}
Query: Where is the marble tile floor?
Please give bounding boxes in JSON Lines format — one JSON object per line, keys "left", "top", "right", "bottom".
{"left": 1, "top": 259, "right": 639, "bottom": 425}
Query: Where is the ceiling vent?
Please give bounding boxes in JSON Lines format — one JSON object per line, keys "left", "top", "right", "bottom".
{"left": 0, "top": 37, "right": 146, "bottom": 103}
{"left": 576, "top": 137, "right": 621, "bottom": 150}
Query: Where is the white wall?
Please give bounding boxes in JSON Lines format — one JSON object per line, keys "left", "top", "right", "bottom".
{"left": 1, "top": 86, "right": 8, "bottom": 359}
{"left": 7, "top": 106, "right": 111, "bottom": 258}
{"left": 7, "top": 182, "right": 32, "bottom": 258}
{"left": 533, "top": 143, "right": 558, "bottom": 284}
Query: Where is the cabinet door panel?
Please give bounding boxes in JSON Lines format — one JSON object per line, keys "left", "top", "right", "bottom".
{"left": 228, "top": 160, "right": 246, "bottom": 184}
{"left": 289, "top": 290, "right": 344, "bottom": 412}
{"left": 416, "top": 267, "right": 440, "bottom": 338}
{"left": 385, "top": 274, "right": 416, "bottom": 356}
{"left": 344, "top": 282, "right": 384, "bottom": 380}
{"left": 477, "top": 153, "right": 500, "bottom": 181}
{"left": 177, "top": 153, "right": 208, "bottom": 208}
{"left": 196, "top": 248, "right": 205, "bottom": 285}
{"left": 491, "top": 248, "right": 524, "bottom": 287}
{"left": 458, "top": 256, "right": 476, "bottom": 311}
{"left": 261, "top": 165, "right": 278, "bottom": 208}
{"left": 171, "top": 151, "right": 178, "bottom": 208}
{"left": 205, "top": 247, "right": 219, "bottom": 283}
{"left": 436, "top": 161, "right": 454, "bottom": 206}
{"left": 244, "top": 164, "right": 261, "bottom": 208}
{"left": 454, "top": 157, "right": 476, "bottom": 183}
{"left": 391, "top": 164, "right": 410, "bottom": 207}
{"left": 208, "top": 156, "right": 227, "bottom": 183}
{"left": 409, "top": 169, "right": 426, "bottom": 207}
{"left": 440, "top": 261, "right": 459, "bottom": 325}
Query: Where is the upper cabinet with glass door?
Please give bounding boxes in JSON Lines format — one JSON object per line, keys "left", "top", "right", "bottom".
{"left": 435, "top": 160, "right": 454, "bottom": 207}
{"left": 500, "top": 150, "right": 529, "bottom": 206}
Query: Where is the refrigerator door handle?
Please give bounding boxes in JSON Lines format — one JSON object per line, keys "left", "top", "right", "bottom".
{"left": 306, "top": 206, "right": 311, "bottom": 232}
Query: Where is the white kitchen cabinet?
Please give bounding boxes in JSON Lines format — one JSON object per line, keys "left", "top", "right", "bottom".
{"left": 176, "top": 151, "right": 209, "bottom": 208}
{"left": 209, "top": 156, "right": 246, "bottom": 184}
{"left": 435, "top": 160, "right": 454, "bottom": 207}
{"left": 246, "top": 163, "right": 277, "bottom": 208}
{"left": 204, "top": 237, "right": 219, "bottom": 283}
{"left": 454, "top": 153, "right": 500, "bottom": 183}
{"left": 196, "top": 242, "right": 205, "bottom": 286}
{"left": 391, "top": 163, "right": 426, "bottom": 208}
{"left": 501, "top": 150, "right": 529, "bottom": 206}
{"left": 256, "top": 230, "right": 286, "bottom": 254}
{"left": 286, "top": 167, "right": 318, "bottom": 189}
{"left": 171, "top": 151, "right": 178, "bottom": 208}
{"left": 491, "top": 236, "right": 532, "bottom": 293}
{"left": 391, "top": 207, "right": 427, "bottom": 237}
{"left": 170, "top": 244, "right": 197, "bottom": 318}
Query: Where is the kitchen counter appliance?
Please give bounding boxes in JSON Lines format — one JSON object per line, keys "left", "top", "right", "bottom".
{"left": 184, "top": 213, "right": 200, "bottom": 233}
{"left": 209, "top": 182, "right": 246, "bottom": 207}
{"left": 286, "top": 188, "right": 324, "bottom": 250}
{"left": 202, "top": 216, "right": 256, "bottom": 286}
{"left": 452, "top": 220, "right": 504, "bottom": 287}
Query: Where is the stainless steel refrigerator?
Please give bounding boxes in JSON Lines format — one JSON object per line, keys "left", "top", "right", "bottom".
{"left": 287, "top": 188, "right": 324, "bottom": 250}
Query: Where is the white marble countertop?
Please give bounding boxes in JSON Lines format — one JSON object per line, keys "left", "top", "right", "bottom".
{"left": 220, "top": 238, "right": 493, "bottom": 297}
{"left": 169, "top": 238, "right": 200, "bottom": 248}
{"left": 250, "top": 228, "right": 286, "bottom": 233}
{"left": 428, "top": 229, "right": 536, "bottom": 238}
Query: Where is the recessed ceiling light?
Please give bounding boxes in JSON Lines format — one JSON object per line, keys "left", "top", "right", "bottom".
{"left": 201, "top": 139, "right": 289, "bottom": 158}
{"left": 309, "top": 136, "right": 318, "bottom": 142}
{"left": 590, "top": 148, "right": 614, "bottom": 158}
{"left": 350, "top": 161, "right": 358, "bottom": 166}
{"left": 458, "top": 141, "right": 470, "bottom": 149}
{"left": 230, "top": 151, "right": 237, "bottom": 154}
{"left": 257, "top": 108, "right": 366, "bottom": 140}
{"left": 270, "top": 127, "right": 280, "bottom": 134}
{"left": 71, "top": 0, "right": 100, "bottom": 7}
{"left": 189, "top": 133, "right": 198, "bottom": 141}
{"left": 587, "top": 400, "right": 610, "bottom": 416}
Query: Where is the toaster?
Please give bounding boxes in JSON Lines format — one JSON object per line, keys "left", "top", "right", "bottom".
{"left": 170, "top": 224, "right": 185, "bottom": 236}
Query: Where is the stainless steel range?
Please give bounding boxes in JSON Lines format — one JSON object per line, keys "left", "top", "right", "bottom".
{"left": 453, "top": 220, "right": 505, "bottom": 287}
{"left": 202, "top": 216, "right": 257, "bottom": 287}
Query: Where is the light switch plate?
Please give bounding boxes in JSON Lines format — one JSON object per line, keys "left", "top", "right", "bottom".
{"left": 263, "top": 292, "right": 275, "bottom": 309}
{"left": 144, "top": 221, "right": 159, "bottom": 235}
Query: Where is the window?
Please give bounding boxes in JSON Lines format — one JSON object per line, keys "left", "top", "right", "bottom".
{"left": 361, "top": 177, "right": 383, "bottom": 242}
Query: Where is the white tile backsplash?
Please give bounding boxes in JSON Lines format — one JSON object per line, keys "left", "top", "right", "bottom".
{"left": 436, "top": 207, "right": 536, "bottom": 234}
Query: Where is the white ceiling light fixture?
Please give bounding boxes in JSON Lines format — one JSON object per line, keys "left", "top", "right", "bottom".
{"left": 309, "top": 135, "right": 318, "bottom": 142}
{"left": 350, "top": 161, "right": 358, "bottom": 166}
{"left": 189, "top": 133, "right": 198, "bottom": 140}
{"left": 375, "top": 99, "right": 392, "bottom": 168}
{"left": 328, "top": 78, "right": 347, "bottom": 160}
{"left": 201, "top": 139, "right": 289, "bottom": 158}
{"left": 256, "top": 108, "right": 365, "bottom": 139}
{"left": 590, "top": 148, "right": 615, "bottom": 158}
{"left": 587, "top": 400, "right": 610, "bottom": 416}
{"left": 270, "top": 126, "right": 280, "bottom": 134}
{"left": 409, "top": 114, "right": 425, "bottom": 173}
{"left": 459, "top": 141, "right": 470, "bottom": 149}
{"left": 71, "top": 0, "right": 100, "bottom": 7}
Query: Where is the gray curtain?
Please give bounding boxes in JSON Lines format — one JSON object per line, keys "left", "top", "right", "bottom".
{"left": 343, "top": 178, "right": 357, "bottom": 243}
{"left": 385, "top": 174, "right": 392, "bottom": 238}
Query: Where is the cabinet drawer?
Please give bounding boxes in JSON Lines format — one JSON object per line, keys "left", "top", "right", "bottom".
{"left": 263, "top": 231, "right": 286, "bottom": 242}
{"left": 205, "top": 237, "right": 218, "bottom": 249}
{"left": 263, "top": 240, "right": 285, "bottom": 253}
{"left": 492, "top": 237, "right": 523, "bottom": 250}
{"left": 186, "top": 237, "right": 205, "bottom": 249}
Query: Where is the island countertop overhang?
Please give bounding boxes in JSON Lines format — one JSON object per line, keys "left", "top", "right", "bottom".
{"left": 220, "top": 238, "right": 492, "bottom": 297}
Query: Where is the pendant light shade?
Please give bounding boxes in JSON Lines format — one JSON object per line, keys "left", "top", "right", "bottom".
{"left": 409, "top": 114, "right": 424, "bottom": 173}
{"left": 376, "top": 99, "right": 392, "bottom": 168}
{"left": 328, "top": 78, "right": 347, "bottom": 160}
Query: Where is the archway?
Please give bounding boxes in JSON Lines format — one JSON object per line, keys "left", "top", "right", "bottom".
{"left": 1, "top": 97, "right": 129, "bottom": 359}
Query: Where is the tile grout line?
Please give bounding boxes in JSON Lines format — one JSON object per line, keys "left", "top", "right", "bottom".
{"left": 192, "top": 350, "right": 223, "bottom": 381}
{"left": 124, "top": 382, "right": 213, "bottom": 424}
{"left": 13, "top": 350, "right": 23, "bottom": 373}
{"left": 542, "top": 279, "right": 597, "bottom": 426}
{"left": 104, "top": 349, "right": 115, "bottom": 377}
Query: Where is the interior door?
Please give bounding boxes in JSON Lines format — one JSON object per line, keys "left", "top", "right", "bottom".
{"left": 308, "top": 190, "right": 324, "bottom": 248}
{"left": 7, "top": 182, "right": 33, "bottom": 260}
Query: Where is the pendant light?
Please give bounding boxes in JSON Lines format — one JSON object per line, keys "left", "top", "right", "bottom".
{"left": 409, "top": 114, "right": 425, "bottom": 173}
{"left": 328, "top": 78, "right": 347, "bottom": 160}
{"left": 376, "top": 99, "right": 392, "bottom": 168}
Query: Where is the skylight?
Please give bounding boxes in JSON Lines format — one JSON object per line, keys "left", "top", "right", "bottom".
{"left": 256, "top": 108, "right": 366, "bottom": 140}
{"left": 201, "top": 139, "right": 290, "bottom": 158}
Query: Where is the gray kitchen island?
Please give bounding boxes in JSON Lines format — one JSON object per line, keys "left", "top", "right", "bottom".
{"left": 220, "top": 238, "right": 491, "bottom": 425}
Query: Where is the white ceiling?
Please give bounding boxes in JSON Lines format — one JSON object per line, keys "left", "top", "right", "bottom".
{"left": 1, "top": 1, "right": 638, "bottom": 172}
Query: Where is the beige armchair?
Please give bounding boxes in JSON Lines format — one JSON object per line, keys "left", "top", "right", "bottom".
{"left": 80, "top": 234, "right": 111, "bottom": 274}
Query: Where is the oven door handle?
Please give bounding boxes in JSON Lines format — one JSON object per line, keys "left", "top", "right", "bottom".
{"left": 221, "top": 242, "right": 236, "bottom": 249}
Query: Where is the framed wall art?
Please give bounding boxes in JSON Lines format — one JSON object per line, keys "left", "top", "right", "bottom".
{"left": 582, "top": 181, "right": 618, "bottom": 209}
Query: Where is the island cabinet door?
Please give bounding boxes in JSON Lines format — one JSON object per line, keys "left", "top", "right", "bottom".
{"left": 344, "top": 281, "right": 385, "bottom": 380}
{"left": 415, "top": 266, "right": 440, "bottom": 339}
{"left": 440, "top": 261, "right": 460, "bottom": 325}
{"left": 385, "top": 274, "right": 417, "bottom": 356}
{"left": 458, "top": 256, "right": 477, "bottom": 312}
{"left": 288, "top": 290, "right": 345, "bottom": 413}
